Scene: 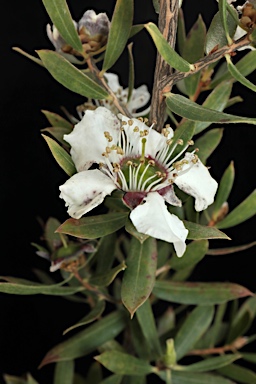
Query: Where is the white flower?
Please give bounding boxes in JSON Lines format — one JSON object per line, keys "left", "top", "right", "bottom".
{"left": 99, "top": 73, "right": 151, "bottom": 117}
{"left": 59, "top": 107, "right": 218, "bottom": 257}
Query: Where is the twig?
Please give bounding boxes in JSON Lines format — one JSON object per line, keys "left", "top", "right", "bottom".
{"left": 187, "top": 336, "right": 248, "bottom": 356}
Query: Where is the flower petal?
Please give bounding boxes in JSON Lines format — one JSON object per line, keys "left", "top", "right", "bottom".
{"left": 174, "top": 153, "right": 218, "bottom": 212}
{"left": 128, "top": 85, "right": 151, "bottom": 112}
{"left": 59, "top": 169, "right": 116, "bottom": 219}
{"left": 64, "top": 107, "right": 120, "bottom": 171}
{"left": 104, "top": 73, "right": 122, "bottom": 93}
{"left": 130, "top": 191, "right": 188, "bottom": 257}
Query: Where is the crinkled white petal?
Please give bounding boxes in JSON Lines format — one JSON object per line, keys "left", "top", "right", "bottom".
{"left": 130, "top": 192, "right": 188, "bottom": 257}
{"left": 174, "top": 153, "right": 218, "bottom": 212}
{"left": 59, "top": 169, "right": 116, "bottom": 219}
{"left": 104, "top": 73, "right": 122, "bottom": 93}
{"left": 128, "top": 85, "right": 151, "bottom": 112}
{"left": 119, "top": 115, "right": 170, "bottom": 158}
{"left": 64, "top": 107, "right": 120, "bottom": 171}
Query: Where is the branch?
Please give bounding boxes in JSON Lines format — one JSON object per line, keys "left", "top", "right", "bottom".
{"left": 187, "top": 336, "right": 248, "bottom": 356}
{"left": 149, "top": 0, "right": 179, "bottom": 130}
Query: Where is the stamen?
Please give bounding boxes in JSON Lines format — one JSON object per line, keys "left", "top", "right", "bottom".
{"left": 144, "top": 175, "right": 164, "bottom": 192}
{"left": 137, "top": 162, "right": 151, "bottom": 190}
{"left": 140, "top": 138, "right": 147, "bottom": 162}
{"left": 128, "top": 119, "right": 134, "bottom": 126}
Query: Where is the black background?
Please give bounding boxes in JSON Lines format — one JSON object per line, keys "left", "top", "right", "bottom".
{"left": 1, "top": 0, "right": 256, "bottom": 382}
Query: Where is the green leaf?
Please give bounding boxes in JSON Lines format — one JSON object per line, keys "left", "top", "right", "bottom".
{"left": 165, "top": 92, "right": 256, "bottom": 125}
{"left": 42, "top": 0, "right": 82, "bottom": 52}
{"left": 169, "top": 371, "right": 236, "bottom": 384}
{"left": 218, "top": 363, "right": 256, "bottom": 384}
{"left": 44, "top": 217, "right": 63, "bottom": 252}
{"left": 85, "top": 362, "right": 103, "bottom": 383}
{"left": 211, "top": 161, "right": 235, "bottom": 222}
{"left": 136, "top": 299, "right": 163, "bottom": 359}
{"left": 12, "top": 47, "right": 44, "bottom": 67}
{"left": 127, "top": 43, "right": 135, "bottom": 102}
{"left": 175, "top": 354, "right": 241, "bottom": 372}
{"left": 168, "top": 120, "right": 195, "bottom": 158}
{"left": 207, "top": 241, "right": 256, "bottom": 255}
{"left": 144, "top": 22, "right": 194, "bottom": 72}
{"left": 171, "top": 240, "right": 208, "bottom": 271}
{"left": 194, "top": 81, "right": 233, "bottom": 134}
{"left": 182, "top": 15, "right": 206, "bottom": 96}
{"left": 41, "top": 127, "right": 72, "bottom": 147}
{"left": 205, "top": 11, "right": 237, "bottom": 55}
{"left": 102, "top": 0, "right": 133, "bottom": 73}
{"left": 226, "top": 296, "right": 256, "bottom": 343}
{"left": 56, "top": 212, "right": 128, "bottom": 239}
{"left": 153, "top": 281, "right": 253, "bottom": 305}
{"left": 95, "top": 233, "right": 117, "bottom": 274}
{"left": 218, "top": 0, "right": 233, "bottom": 45}
{"left": 216, "top": 189, "right": 256, "bottom": 229}
{"left": 226, "top": 54, "right": 256, "bottom": 92}
{"left": 99, "top": 374, "right": 123, "bottom": 384}
{"left": 194, "top": 129, "right": 223, "bottom": 164}
{"left": 54, "top": 361, "right": 74, "bottom": 384}
{"left": 211, "top": 50, "right": 256, "bottom": 89}
{"left": 242, "top": 352, "right": 256, "bottom": 364}
{"left": 184, "top": 221, "right": 230, "bottom": 240}
{"left": 95, "top": 351, "right": 154, "bottom": 376}
{"left": 3, "top": 374, "right": 39, "bottom": 384}
{"left": 63, "top": 299, "right": 106, "bottom": 335}
{"left": 121, "top": 237, "right": 157, "bottom": 317}
{"left": 89, "top": 261, "right": 126, "bottom": 287}
{"left": 125, "top": 219, "right": 149, "bottom": 244}
{"left": 41, "top": 110, "right": 73, "bottom": 129}
{"left": 177, "top": 9, "right": 186, "bottom": 55}
{"left": 129, "top": 24, "right": 144, "bottom": 39}
{"left": 37, "top": 50, "right": 109, "bottom": 99}
{"left": 42, "top": 134, "right": 76, "bottom": 176}
{"left": 174, "top": 306, "right": 214, "bottom": 360}
{"left": 39, "top": 311, "right": 127, "bottom": 366}
{"left": 0, "top": 277, "right": 85, "bottom": 296}
{"left": 152, "top": 0, "right": 160, "bottom": 13}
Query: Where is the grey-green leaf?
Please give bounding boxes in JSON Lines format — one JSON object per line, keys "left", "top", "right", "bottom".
{"left": 184, "top": 221, "right": 230, "bottom": 240}
{"left": 102, "top": 0, "right": 133, "bottom": 73}
{"left": 175, "top": 354, "right": 241, "bottom": 372}
{"left": 194, "top": 129, "right": 223, "bottom": 164}
{"left": 216, "top": 189, "right": 256, "bottom": 229}
{"left": 226, "top": 54, "right": 256, "bottom": 92}
{"left": 42, "top": 134, "right": 76, "bottom": 176}
{"left": 218, "top": 363, "right": 256, "bottom": 384}
{"left": 174, "top": 306, "right": 214, "bottom": 360}
{"left": 37, "top": 50, "right": 109, "bottom": 99}
{"left": 121, "top": 237, "right": 157, "bottom": 317}
{"left": 54, "top": 361, "right": 74, "bottom": 384}
{"left": 171, "top": 240, "right": 208, "bottom": 271}
{"left": 56, "top": 213, "right": 128, "bottom": 239}
{"left": 165, "top": 92, "right": 256, "bottom": 125}
{"left": 42, "top": 0, "right": 82, "bottom": 52}
{"left": 39, "top": 311, "right": 127, "bottom": 366}
{"left": 95, "top": 351, "right": 154, "bottom": 376}
{"left": 153, "top": 281, "right": 253, "bottom": 305}
{"left": 145, "top": 22, "right": 194, "bottom": 72}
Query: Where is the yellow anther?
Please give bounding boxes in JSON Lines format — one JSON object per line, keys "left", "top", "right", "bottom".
{"left": 105, "top": 147, "right": 111, "bottom": 153}
{"left": 155, "top": 171, "right": 162, "bottom": 177}
{"left": 165, "top": 124, "right": 171, "bottom": 128}
{"left": 168, "top": 179, "right": 174, "bottom": 184}
{"left": 128, "top": 119, "right": 134, "bottom": 126}
{"left": 187, "top": 140, "right": 194, "bottom": 145}
{"left": 177, "top": 139, "right": 184, "bottom": 145}
{"left": 166, "top": 139, "right": 173, "bottom": 145}
{"left": 121, "top": 120, "right": 127, "bottom": 125}
{"left": 148, "top": 160, "right": 155, "bottom": 166}
{"left": 126, "top": 160, "right": 133, "bottom": 166}
{"left": 144, "top": 117, "right": 149, "bottom": 123}
{"left": 116, "top": 147, "right": 124, "bottom": 155}
{"left": 138, "top": 117, "right": 143, "bottom": 122}
{"left": 133, "top": 126, "right": 139, "bottom": 132}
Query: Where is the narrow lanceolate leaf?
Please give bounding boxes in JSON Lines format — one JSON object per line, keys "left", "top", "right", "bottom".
{"left": 194, "top": 80, "right": 233, "bottom": 134}
{"left": 211, "top": 50, "right": 256, "bottom": 89}
{"left": 42, "top": 0, "right": 82, "bottom": 52}
{"left": 89, "top": 261, "right": 127, "bottom": 287}
{"left": 175, "top": 354, "right": 241, "bottom": 372}
{"left": 56, "top": 212, "right": 128, "bottom": 239}
{"left": 42, "top": 134, "right": 76, "bottom": 176}
{"left": 184, "top": 221, "right": 230, "bottom": 240}
{"left": 242, "top": 352, "right": 256, "bottom": 364}
{"left": 127, "top": 43, "right": 135, "bottom": 102}
{"left": 194, "top": 129, "right": 223, "bottom": 164}
{"left": 219, "top": 0, "right": 233, "bottom": 45}
{"left": 171, "top": 240, "right": 208, "bottom": 271}
{"left": 168, "top": 120, "right": 195, "bottom": 158}
{"left": 102, "top": 0, "right": 133, "bottom": 73}
{"left": 174, "top": 306, "right": 214, "bottom": 360}
{"left": 226, "top": 54, "right": 256, "bottom": 92}
{"left": 218, "top": 363, "right": 256, "bottom": 384}
{"left": 125, "top": 219, "right": 149, "bottom": 244}
{"left": 41, "top": 127, "right": 72, "bottom": 147}
{"left": 54, "top": 361, "right": 74, "bottom": 384}
{"left": 41, "top": 110, "right": 73, "bottom": 129}
{"left": 170, "top": 371, "right": 236, "bottom": 384}
{"left": 136, "top": 299, "right": 163, "bottom": 359}
{"left": 99, "top": 374, "right": 123, "bottom": 384}
{"left": 95, "top": 351, "right": 154, "bottom": 376}
{"left": 39, "top": 311, "right": 127, "bottom": 366}
{"left": 13, "top": 47, "right": 44, "bottom": 67}
{"left": 0, "top": 279, "right": 85, "bottom": 296}
{"left": 207, "top": 241, "right": 256, "bottom": 255}
{"left": 153, "top": 281, "right": 253, "bottom": 305}
{"left": 212, "top": 161, "right": 235, "bottom": 222}
{"left": 165, "top": 92, "right": 256, "bottom": 125}
{"left": 37, "top": 50, "right": 109, "bottom": 99}
{"left": 145, "top": 22, "right": 194, "bottom": 72}
{"left": 121, "top": 237, "right": 157, "bottom": 317}
{"left": 63, "top": 299, "right": 106, "bottom": 335}
{"left": 216, "top": 189, "right": 256, "bottom": 229}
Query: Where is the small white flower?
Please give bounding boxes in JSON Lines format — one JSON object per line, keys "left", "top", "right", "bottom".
{"left": 99, "top": 72, "right": 151, "bottom": 117}
{"left": 59, "top": 107, "right": 218, "bottom": 257}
